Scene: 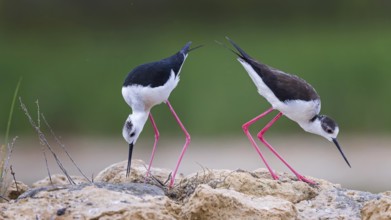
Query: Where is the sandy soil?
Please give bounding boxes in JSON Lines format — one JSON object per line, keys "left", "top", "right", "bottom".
{"left": 6, "top": 134, "right": 391, "bottom": 193}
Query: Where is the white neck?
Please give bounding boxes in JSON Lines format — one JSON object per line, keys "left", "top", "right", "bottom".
{"left": 298, "top": 118, "right": 333, "bottom": 142}
{"left": 130, "top": 111, "right": 149, "bottom": 127}
{"left": 299, "top": 118, "right": 322, "bottom": 136}
{"left": 128, "top": 110, "right": 149, "bottom": 143}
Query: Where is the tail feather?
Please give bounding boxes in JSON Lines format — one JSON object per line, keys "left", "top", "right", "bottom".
{"left": 225, "top": 36, "right": 252, "bottom": 61}
{"left": 215, "top": 40, "right": 243, "bottom": 58}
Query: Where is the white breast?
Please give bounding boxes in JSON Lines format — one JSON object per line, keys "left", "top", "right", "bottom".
{"left": 276, "top": 99, "right": 321, "bottom": 122}
{"left": 122, "top": 70, "right": 179, "bottom": 111}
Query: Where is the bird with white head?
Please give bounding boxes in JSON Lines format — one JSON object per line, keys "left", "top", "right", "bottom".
{"left": 122, "top": 42, "right": 201, "bottom": 187}
{"left": 224, "top": 37, "right": 350, "bottom": 184}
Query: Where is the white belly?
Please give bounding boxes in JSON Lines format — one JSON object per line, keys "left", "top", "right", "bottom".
{"left": 276, "top": 99, "right": 320, "bottom": 122}
{"left": 122, "top": 70, "right": 179, "bottom": 111}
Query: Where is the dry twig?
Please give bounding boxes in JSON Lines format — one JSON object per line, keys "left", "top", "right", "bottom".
{"left": 0, "top": 136, "right": 17, "bottom": 185}
{"left": 0, "top": 194, "right": 9, "bottom": 202}
{"left": 19, "top": 97, "right": 75, "bottom": 185}
{"left": 41, "top": 114, "right": 91, "bottom": 183}
{"left": 10, "top": 165, "right": 18, "bottom": 192}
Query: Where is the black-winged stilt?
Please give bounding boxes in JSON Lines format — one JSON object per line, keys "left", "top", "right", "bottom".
{"left": 225, "top": 37, "right": 351, "bottom": 184}
{"left": 122, "top": 42, "right": 199, "bottom": 187}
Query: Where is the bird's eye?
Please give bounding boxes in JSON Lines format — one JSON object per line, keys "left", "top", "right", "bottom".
{"left": 326, "top": 128, "right": 333, "bottom": 134}
{"left": 130, "top": 132, "right": 135, "bottom": 137}
{"left": 126, "top": 121, "right": 133, "bottom": 130}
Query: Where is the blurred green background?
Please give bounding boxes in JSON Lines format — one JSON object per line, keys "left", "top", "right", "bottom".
{"left": 1, "top": 1, "right": 391, "bottom": 193}
{"left": 1, "top": 0, "right": 390, "bottom": 136}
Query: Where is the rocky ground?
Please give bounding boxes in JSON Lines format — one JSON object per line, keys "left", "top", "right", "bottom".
{"left": 1, "top": 159, "right": 390, "bottom": 219}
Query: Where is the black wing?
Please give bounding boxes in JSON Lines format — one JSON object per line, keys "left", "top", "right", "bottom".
{"left": 123, "top": 53, "right": 185, "bottom": 88}
{"left": 247, "top": 59, "right": 319, "bottom": 102}
{"left": 226, "top": 37, "right": 319, "bottom": 102}
{"left": 123, "top": 42, "right": 192, "bottom": 88}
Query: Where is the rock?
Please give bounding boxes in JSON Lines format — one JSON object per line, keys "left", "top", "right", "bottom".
{"left": 172, "top": 168, "right": 319, "bottom": 204}
{"left": 361, "top": 193, "right": 391, "bottom": 220}
{"left": 296, "top": 188, "right": 380, "bottom": 220}
{"left": 95, "top": 159, "right": 176, "bottom": 184}
{"left": 205, "top": 168, "right": 318, "bottom": 203}
{"left": 381, "top": 191, "right": 391, "bottom": 196}
{"left": 4, "top": 181, "right": 29, "bottom": 200}
{"left": 1, "top": 183, "right": 172, "bottom": 220}
{"left": 179, "top": 184, "right": 297, "bottom": 220}
{"left": 0, "top": 159, "right": 390, "bottom": 219}
{"left": 32, "top": 174, "right": 89, "bottom": 188}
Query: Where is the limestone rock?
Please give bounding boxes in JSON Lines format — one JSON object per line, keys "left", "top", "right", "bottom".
{"left": 4, "top": 181, "right": 29, "bottom": 200}
{"left": 180, "top": 184, "right": 297, "bottom": 220}
{"left": 32, "top": 174, "right": 89, "bottom": 188}
{"left": 361, "top": 193, "right": 391, "bottom": 220}
{"left": 1, "top": 159, "right": 390, "bottom": 219}
{"left": 95, "top": 159, "right": 176, "bottom": 184}
{"left": 296, "top": 188, "right": 380, "bottom": 220}
{"left": 1, "top": 183, "right": 172, "bottom": 220}
{"left": 218, "top": 169, "right": 318, "bottom": 203}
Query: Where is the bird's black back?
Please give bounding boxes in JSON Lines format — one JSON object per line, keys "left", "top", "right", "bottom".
{"left": 226, "top": 37, "right": 319, "bottom": 102}
{"left": 123, "top": 52, "right": 185, "bottom": 88}
{"left": 246, "top": 59, "right": 319, "bottom": 102}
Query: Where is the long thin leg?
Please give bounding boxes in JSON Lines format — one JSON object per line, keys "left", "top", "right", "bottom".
{"left": 166, "top": 100, "right": 191, "bottom": 188}
{"left": 146, "top": 113, "right": 160, "bottom": 179}
{"left": 257, "top": 112, "right": 315, "bottom": 184}
{"left": 242, "top": 107, "right": 279, "bottom": 180}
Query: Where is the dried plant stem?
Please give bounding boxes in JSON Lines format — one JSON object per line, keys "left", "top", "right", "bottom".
{"left": 35, "top": 100, "right": 41, "bottom": 128}
{"left": 33, "top": 99, "right": 52, "bottom": 184}
{"left": 41, "top": 114, "right": 91, "bottom": 183}
{"left": 42, "top": 150, "right": 52, "bottom": 185}
{"left": 1, "top": 137, "right": 18, "bottom": 185}
{"left": 19, "top": 97, "right": 75, "bottom": 185}
{"left": 0, "top": 195, "right": 9, "bottom": 202}
{"left": 10, "top": 165, "right": 18, "bottom": 192}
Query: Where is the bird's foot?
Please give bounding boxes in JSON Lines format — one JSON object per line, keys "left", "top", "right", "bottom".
{"left": 296, "top": 175, "right": 316, "bottom": 185}
{"left": 165, "top": 172, "right": 172, "bottom": 186}
{"left": 144, "top": 174, "right": 163, "bottom": 186}
{"left": 167, "top": 172, "right": 175, "bottom": 189}
{"left": 143, "top": 176, "right": 148, "bottom": 184}
{"left": 270, "top": 172, "right": 279, "bottom": 180}
{"left": 147, "top": 172, "right": 174, "bottom": 188}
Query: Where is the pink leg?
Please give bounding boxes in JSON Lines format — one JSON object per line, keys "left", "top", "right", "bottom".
{"left": 257, "top": 112, "right": 315, "bottom": 184}
{"left": 145, "top": 113, "right": 160, "bottom": 179}
{"left": 242, "top": 107, "right": 279, "bottom": 180}
{"left": 166, "top": 100, "right": 191, "bottom": 188}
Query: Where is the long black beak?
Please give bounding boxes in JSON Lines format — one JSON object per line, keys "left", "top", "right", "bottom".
{"left": 188, "top": 44, "right": 204, "bottom": 53}
{"left": 180, "top": 42, "right": 203, "bottom": 55}
{"left": 126, "top": 142, "right": 134, "bottom": 178}
{"left": 332, "top": 138, "right": 351, "bottom": 168}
